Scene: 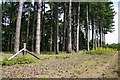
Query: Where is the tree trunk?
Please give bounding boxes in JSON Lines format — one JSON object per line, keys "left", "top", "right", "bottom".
{"left": 14, "top": 0, "right": 23, "bottom": 54}
{"left": 54, "top": 3, "right": 59, "bottom": 54}
{"left": 97, "top": 26, "right": 100, "bottom": 47}
{"left": 41, "top": 2, "right": 45, "bottom": 51}
{"left": 53, "top": 7, "right": 56, "bottom": 51}
{"left": 72, "top": 7, "right": 77, "bottom": 51}
{"left": 100, "top": 27, "right": 103, "bottom": 47}
{"left": 73, "top": 4, "right": 76, "bottom": 52}
{"left": 76, "top": 2, "right": 80, "bottom": 52}
{"left": 62, "top": 3, "right": 67, "bottom": 51}
{"left": 92, "top": 19, "right": 95, "bottom": 50}
{"left": 67, "top": 0, "right": 72, "bottom": 53}
{"left": 50, "top": 21, "right": 53, "bottom": 51}
{"left": 102, "top": 28, "right": 105, "bottom": 46}
{"left": 85, "top": 3, "right": 90, "bottom": 51}
{"left": 50, "top": 3, "right": 53, "bottom": 51}
{"left": 91, "top": 4, "right": 95, "bottom": 50}
{"left": 31, "top": 3, "right": 36, "bottom": 52}
{"left": 35, "top": 0, "right": 41, "bottom": 54}
{"left": 95, "top": 26, "right": 97, "bottom": 49}
{"left": 26, "top": 3, "right": 31, "bottom": 49}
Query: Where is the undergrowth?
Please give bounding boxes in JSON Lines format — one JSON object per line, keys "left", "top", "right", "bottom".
{"left": 83, "top": 47, "right": 117, "bottom": 55}
{"left": 1, "top": 56, "right": 35, "bottom": 66}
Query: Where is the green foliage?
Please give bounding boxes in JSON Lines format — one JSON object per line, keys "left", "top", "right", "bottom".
{"left": 104, "top": 43, "right": 120, "bottom": 50}
{"left": 1, "top": 57, "right": 35, "bottom": 66}
{"left": 2, "top": 2, "right": 115, "bottom": 52}
{"left": 83, "top": 48, "right": 117, "bottom": 55}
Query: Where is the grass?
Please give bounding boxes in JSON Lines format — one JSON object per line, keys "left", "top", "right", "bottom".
{"left": 1, "top": 52, "right": 71, "bottom": 66}
{"left": 0, "top": 49, "right": 117, "bottom": 66}
{"left": 83, "top": 47, "right": 117, "bottom": 55}
{"left": 2, "top": 51, "right": 118, "bottom": 78}
{"left": 1, "top": 56, "right": 35, "bottom": 66}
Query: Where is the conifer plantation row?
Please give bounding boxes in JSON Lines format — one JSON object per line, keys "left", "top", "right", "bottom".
{"left": 2, "top": 1, "right": 115, "bottom": 54}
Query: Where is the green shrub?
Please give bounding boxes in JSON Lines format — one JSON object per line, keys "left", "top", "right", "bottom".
{"left": 83, "top": 47, "right": 117, "bottom": 55}
{"left": 1, "top": 57, "right": 35, "bottom": 66}
{"left": 104, "top": 43, "right": 120, "bottom": 50}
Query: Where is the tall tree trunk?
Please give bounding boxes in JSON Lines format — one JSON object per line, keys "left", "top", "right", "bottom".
{"left": 54, "top": 3, "right": 59, "bottom": 54}
{"left": 73, "top": 4, "right": 76, "bottom": 51}
{"left": 26, "top": 3, "right": 31, "bottom": 49}
{"left": 51, "top": 3, "right": 56, "bottom": 52}
{"left": 85, "top": 3, "right": 90, "bottom": 51}
{"left": 50, "top": 3, "right": 53, "bottom": 51}
{"left": 7, "top": 34, "right": 10, "bottom": 52}
{"left": 91, "top": 4, "right": 95, "bottom": 50}
{"left": 14, "top": 0, "right": 23, "bottom": 54}
{"left": 92, "top": 19, "right": 95, "bottom": 50}
{"left": 100, "top": 26, "right": 103, "bottom": 47}
{"left": 50, "top": 15, "right": 52, "bottom": 51}
{"left": 67, "top": 0, "right": 72, "bottom": 53}
{"left": 52, "top": 4, "right": 56, "bottom": 52}
{"left": 97, "top": 26, "right": 100, "bottom": 47}
{"left": 95, "top": 25, "right": 97, "bottom": 49}
{"left": 62, "top": 3, "right": 67, "bottom": 51}
{"left": 35, "top": 0, "right": 41, "bottom": 54}
{"left": 41, "top": 2, "right": 45, "bottom": 51}
{"left": 31, "top": 3, "right": 36, "bottom": 52}
{"left": 50, "top": 20, "right": 53, "bottom": 51}
{"left": 76, "top": 2, "right": 80, "bottom": 52}
{"left": 102, "top": 28, "right": 105, "bottom": 46}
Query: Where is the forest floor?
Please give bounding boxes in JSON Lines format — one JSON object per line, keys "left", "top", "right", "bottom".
{"left": 2, "top": 52, "right": 119, "bottom": 78}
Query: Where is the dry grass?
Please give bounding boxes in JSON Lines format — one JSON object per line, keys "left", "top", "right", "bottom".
{"left": 1, "top": 51, "right": 118, "bottom": 78}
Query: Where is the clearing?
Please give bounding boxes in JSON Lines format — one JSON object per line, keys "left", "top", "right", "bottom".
{"left": 2, "top": 52, "right": 119, "bottom": 78}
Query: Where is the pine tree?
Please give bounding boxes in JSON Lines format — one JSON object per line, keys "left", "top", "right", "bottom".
{"left": 14, "top": 0, "right": 23, "bottom": 54}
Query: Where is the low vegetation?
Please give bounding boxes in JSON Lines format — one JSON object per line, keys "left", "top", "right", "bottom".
{"left": 83, "top": 48, "right": 117, "bottom": 55}
{"left": 1, "top": 52, "right": 72, "bottom": 66}
{"left": 1, "top": 48, "right": 117, "bottom": 66}
{"left": 2, "top": 51, "right": 118, "bottom": 78}
{"left": 104, "top": 43, "right": 120, "bottom": 50}
{"left": 1, "top": 56, "right": 35, "bottom": 66}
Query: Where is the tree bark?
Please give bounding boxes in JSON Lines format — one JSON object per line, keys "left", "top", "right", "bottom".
{"left": 102, "top": 28, "right": 105, "bottom": 46}
{"left": 100, "top": 26, "right": 103, "bottom": 47}
{"left": 62, "top": 3, "right": 67, "bottom": 51}
{"left": 50, "top": 13, "right": 53, "bottom": 51}
{"left": 85, "top": 3, "right": 90, "bottom": 51}
{"left": 14, "top": 0, "right": 23, "bottom": 54}
{"left": 95, "top": 25, "right": 97, "bottom": 49}
{"left": 73, "top": 4, "right": 76, "bottom": 52}
{"left": 41, "top": 2, "right": 45, "bottom": 51}
{"left": 31, "top": 2, "right": 36, "bottom": 52}
{"left": 92, "top": 19, "right": 95, "bottom": 50}
{"left": 97, "top": 25, "right": 100, "bottom": 48}
{"left": 73, "top": 21, "right": 76, "bottom": 52}
{"left": 76, "top": 2, "right": 80, "bottom": 52}
{"left": 35, "top": 0, "right": 41, "bottom": 54}
{"left": 50, "top": 3, "right": 53, "bottom": 51}
{"left": 91, "top": 4, "right": 95, "bottom": 50}
{"left": 67, "top": 0, "right": 72, "bottom": 53}
{"left": 26, "top": 3, "right": 31, "bottom": 48}
{"left": 54, "top": 3, "right": 59, "bottom": 54}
